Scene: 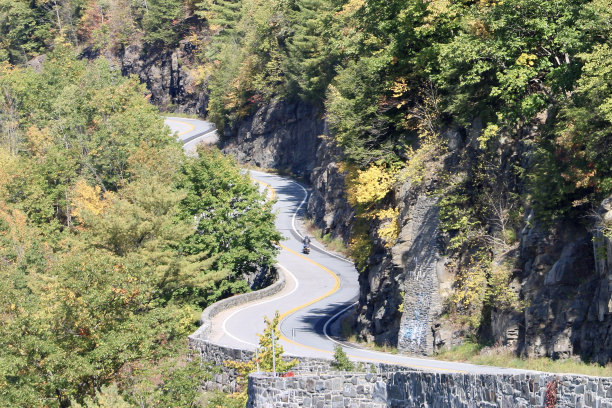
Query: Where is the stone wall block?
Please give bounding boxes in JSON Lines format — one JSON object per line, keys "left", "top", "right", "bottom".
{"left": 244, "top": 371, "right": 611, "bottom": 407}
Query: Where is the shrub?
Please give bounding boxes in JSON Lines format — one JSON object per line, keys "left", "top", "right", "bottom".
{"left": 331, "top": 345, "right": 354, "bottom": 371}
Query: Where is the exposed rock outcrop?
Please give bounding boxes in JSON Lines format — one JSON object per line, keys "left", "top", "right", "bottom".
{"left": 219, "top": 99, "right": 356, "bottom": 244}
{"left": 514, "top": 204, "right": 612, "bottom": 364}
{"left": 306, "top": 136, "right": 355, "bottom": 241}
{"left": 355, "top": 252, "right": 403, "bottom": 346}
{"left": 115, "top": 40, "right": 207, "bottom": 115}
{"left": 221, "top": 99, "right": 324, "bottom": 178}
{"left": 395, "top": 195, "right": 445, "bottom": 354}
{"left": 354, "top": 189, "right": 446, "bottom": 352}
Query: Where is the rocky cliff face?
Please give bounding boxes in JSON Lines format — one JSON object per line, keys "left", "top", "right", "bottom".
{"left": 306, "top": 136, "right": 355, "bottom": 240}
{"left": 219, "top": 98, "right": 355, "bottom": 239}
{"left": 515, "top": 208, "right": 612, "bottom": 364}
{"left": 208, "top": 97, "right": 611, "bottom": 364}
{"left": 355, "top": 130, "right": 459, "bottom": 353}
{"left": 112, "top": 40, "right": 207, "bottom": 116}
{"left": 395, "top": 195, "right": 445, "bottom": 354}
{"left": 221, "top": 99, "right": 324, "bottom": 178}
{"left": 354, "top": 182, "right": 447, "bottom": 352}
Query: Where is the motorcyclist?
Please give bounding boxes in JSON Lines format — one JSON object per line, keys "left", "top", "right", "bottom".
{"left": 302, "top": 236, "right": 311, "bottom": 253}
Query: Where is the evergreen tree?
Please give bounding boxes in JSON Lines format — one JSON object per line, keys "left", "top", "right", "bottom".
{"left": 143, "top": 0, "right": 184, "bottom": 47}
{"left": 196, "top": 0, "right": 243, "bottom": 36}
{"left": 285, "top": 0, "right": 340, "bottom": 101}
{"left": 0, "top": 0, "right": 52, "bottom": 63}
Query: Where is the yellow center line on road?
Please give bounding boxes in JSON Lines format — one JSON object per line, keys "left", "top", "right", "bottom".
{"left": 277, "top": 243, "right": 341, "bottom": 321}
{"left": 251, "top": 175, "right": 466, "bottom": 373}
{"left": 166, "top": 118, "right": 196, "bottom": 136}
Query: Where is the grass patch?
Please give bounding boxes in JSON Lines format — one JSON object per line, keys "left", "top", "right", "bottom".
{"left": 164, "top": 112, "right": 202, "bottom": 119}
{"left": 434, "top": 342, "right": 484, "bottom": 361}
{"left": 303, "top": 218, "right": 349, "bottom": 256}
{"left": 339, "top": 314, "right": 399, "bottom": 354}
{"left": 362, "top": 342, "right": 399, "bottom": 355}
{"left": 435, "top": 342, "right": 612, "bottom": 377}
{"left": 339, "top": 314, "right": 609, "bottom": 376}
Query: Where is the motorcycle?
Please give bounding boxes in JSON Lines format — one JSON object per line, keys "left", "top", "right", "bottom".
{"left": 302, "top": 244, "right": 310, "bottom": 254}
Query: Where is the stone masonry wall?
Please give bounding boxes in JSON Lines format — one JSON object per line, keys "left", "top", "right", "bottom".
{"left": 247, "top": 371, "right": 612, "bottom": 408}
{"left": 188, "top": 334, "right": 341, "bottom": 392}
{"left": 396, "top": 194, "right": 444, "bottom": 355}
{"left": 191, "top": 267, "right": 285, "bottom": 341}
{"left": 188, "top": 334, "right": 405, "bottom": 392}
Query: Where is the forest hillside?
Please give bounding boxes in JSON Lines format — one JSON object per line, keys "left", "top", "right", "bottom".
{"left": 1, "top": 1, "right": 611, "bottom": 405}
{"left": 0, "top": 39, "right": 280, "bottom": 407}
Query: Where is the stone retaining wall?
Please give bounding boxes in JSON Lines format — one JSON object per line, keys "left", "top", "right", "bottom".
{"left": 188, "top": 334, "right": 341, "bottom": 391}
{"left": 247, "top": 371, "right": 612, "bottom": 408}
{"left": 188, "top": 266, "right": 286, "bottom": 391}
{"left": 187, "top": 263, "right": 346, "bottom": 391}
{"left": 190, "top": 267, "right": 285, "bottom": 341}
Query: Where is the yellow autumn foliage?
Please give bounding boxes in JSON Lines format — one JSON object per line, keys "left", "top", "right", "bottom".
{"left": 72, "top": 179, "right": 115, "bottom": 221}
{"left": 400, "top": 134, "right": 438, "bottom": 186}
{"left": 0, "top": 204, "right": 31, "bottom": 263}
{"left": 346, "top": 162, "right": 397, "bottom": 207}
{"left": 192, "top": 63, "right": 215, "bottom": 87}
{"left": 373, "top": 207, "right": 398, "bottom": 221}
{"left": 486, "top": 262, "right": 523, "bottom": 312}
{"left": 479, "top": 0, "right": 504, "bottom": 7}
{"left": 0, "top": 147, "right": 19, "bottom": 199}
{"left": 375, "top": 207, "right": 400, "bottom": 247}
{"left": 391, "top": 78, "right": 409, "bottom": 109}
{"left": 25, "top": 126, "right": 53, "bottom": 157}
{"left": 422, "top": 0, "right": 454, "bottom": 27}
{"left": 338, "top": 0, "right": 366, "bottom": 16}
{"left": 448, "top": 257, "right": 488, "bottom": 330}
{"left": 516, "top": 53, "right": 537, "bottom": 67}
{"left": 478, "top": 123, "right": 499, "bottom": 149}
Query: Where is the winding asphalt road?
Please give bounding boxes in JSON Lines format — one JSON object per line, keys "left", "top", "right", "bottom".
{"left": 165, "top": 116, "right": 218, "bottom": 153}
{"left": 165, "top": 117, "right": 531, "bottom": 375}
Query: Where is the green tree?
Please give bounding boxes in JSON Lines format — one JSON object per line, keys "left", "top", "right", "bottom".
{"left": 0, "top": 0, "right": 52, "bottom": 63}
{"left": 179, "top": 146, "right": 281, "bottom": 303}
{"left": 531, "top": 43, "right": 612, "bottom": 215}
{"left": 326, "top": 52, "right": 394, "bottom": 164}
{"left": 331, "top": 345, "right": 354, "bottom": 371}
{"left": 0, "top": 49, "right": 282, "bottom": 407}
{"left": 143, "top": 0, "right": 184, "bottom": 47}
{"left": 285, "top": 0, "right": 341, "bottom": 101}
{"left": 196, "top": 0, "right": 242, "bottom": 36}
{"left": 255, "top": 312, "right": 295, "bottom": 373}
{"left": 203, "top": 0, "right": 294, "bottom": 132}
{"left": 0, "top": 44, "right": 176, "bottom": 229}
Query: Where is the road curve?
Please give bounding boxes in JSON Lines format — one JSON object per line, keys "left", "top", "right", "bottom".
{"left": 165, "top": 117, "right": 533, "bottom": 376}
{"left": 165, "top": 116, "right": 218, "bottom": 154}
